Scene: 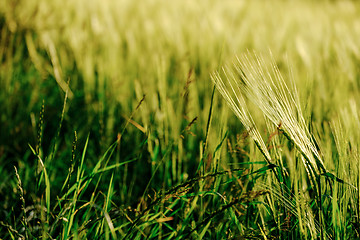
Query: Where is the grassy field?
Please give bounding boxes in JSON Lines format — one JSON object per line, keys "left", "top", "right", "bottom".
{"left": 1, "top": 0, "right": 360, "bottom": 239}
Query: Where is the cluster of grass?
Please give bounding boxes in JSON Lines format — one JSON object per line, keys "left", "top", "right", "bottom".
{"left": 1, "top": 0, "right": 360, "bottom": 239}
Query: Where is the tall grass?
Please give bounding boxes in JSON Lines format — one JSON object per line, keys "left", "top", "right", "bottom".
{"left": 1, "top": 0, "right": 360, "bottom": 238}
{"left": 212, "top": 52, "right": 341, "bottom": 238}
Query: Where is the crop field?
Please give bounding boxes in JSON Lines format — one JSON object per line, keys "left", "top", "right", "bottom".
{"left": 1, "top": 0, "right": 360, "bottom": 239}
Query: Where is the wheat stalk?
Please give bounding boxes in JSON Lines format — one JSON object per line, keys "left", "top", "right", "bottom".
{"left": 212, "top": 51, "right": 326, "bottom": 177}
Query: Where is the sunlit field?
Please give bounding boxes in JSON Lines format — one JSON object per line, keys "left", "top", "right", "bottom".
{"left": 1, "top": 0, "right": 360, "bottom": 239}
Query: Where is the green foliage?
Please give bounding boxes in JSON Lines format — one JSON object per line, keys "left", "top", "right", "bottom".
{"left": 1, "top": 0, "right": 360, "bottom": 239}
